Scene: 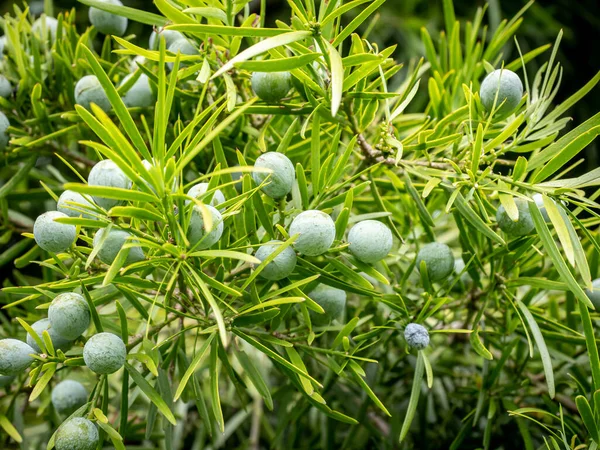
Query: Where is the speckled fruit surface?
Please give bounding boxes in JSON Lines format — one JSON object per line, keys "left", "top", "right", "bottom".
{"left": 251, "top": 72, "right": 292, "bottom": 103}
{"left": 187, "top": 204, "right": 224, "bottom": 250}
{"left": 55, "top": 418, "right": 98, "bottom": 450}
{"left": 496, "top": 198, "right": 535, "bottom": 236}
{"left": 57, "top": 190, "right": 97, "bottom": 219}
{"left": 289, "top": 210, "right": 336, "bottom": 256}
{"left": 93, "top": 228, "right": 145, "bottom": 265}
{"left": 0, "top": 339, "right": 35, "bottom": 376}
{"left": 252, "top": 152, "right": 295, "bottom": 199}
{"left": 88, "top": 0, "right": 128, "bottom": 36}
{"left": 121, "top": 73, "right": 155, "bottom": 108}
{"left": 480, "top": 69, "right": 523, "bottom": 115}
{"left": 74, "top": 75, "right": 111, "bottom": 112}
{"left": 87, "top": 159, "right": 131, "bottom": 209}
{"left": 416, "top": 242, "right": 454, "bottom": 282}
{"left": 26, "top": 318, "right": 73, "bottom": 353}
{"left": 404, "top": 323, "right": 430, "bottom": 350}
{"left": 48, "top": 292, "right": 90, "bottom": 341}
{"left": 347, "top": 220, "right": 393, "bottom": 263}
{"left": 186, "top": 183, "right": 226, "bottom": 211}
{"left": 33, "top": 211, "right": 76, "bottom": 254}
{"left": 308, "top": 284, "right": 346, "bottom": 325}
{"left": 51, "top": 380, "right": 88, "bottom": 416}
{"left": 83, "top": 333, "right": 126, "bottom": 374}
{"left": 255, "top": 240, "right": 297, "bottom": 281}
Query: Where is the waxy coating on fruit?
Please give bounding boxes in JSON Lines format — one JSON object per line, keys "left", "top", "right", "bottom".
{"left": 33, "top": 211, "right": 76, "bottom": 254}
{"left": 480, "top": 68, "right": 523, "bottom": 115}
{"left": 496, "top": 198, "right": 535, "bottom": 236}
{"left": 251, "top": 72, "right": 292, "bottom": 103}
{"left": 0, "top": 375, "right": 14, "bottom": 388}
{"left": 416, "top": 242, "right": 454, "bottom": 282}
{"left": 255, "top": 240, "right": 297, "bottom": 281}
{"left": 83, "top": 332, "right": 127, "bottom": 374}
{"left": 252, "top": 152, "right": 295, "bottom": 199}
{"left": 93, "top": 228, "right": 145, "bottom": 265}
{"left": 454, "top": 258, "right": 473, "bottom": 285}
{"left": 404, "top": 323, "right": 430, "bottom": 350}
{"left": 88, "top": 0, "right": 128, "bottom": 36}
{"left": 26, "top": 318, "right": 73, "bottom": 353}
{"left": 289, "top": 210, "right": 336, "bottom": 256}
{"left": 51, "top": 380, "right": 88, "bottom": 416}
{"left": 87, "top": 159, "right": 132, "bottom": 209}
{"left": 347, "top": 220, "right": 393, "bottom": 263}
{"left": 149, "top": 27, "right": 185, "bottom": 49}
{"left": 48, "top": 292, "right": 91, "bottom": 341}
{"left": 55, "top": 417, "right": 99, "bottom": 450}
{"left": 167, "top": 38, "right": 199, "bottom": 70}
{"left": 32, "top": 16, "right": 58, "bottom": 41}
{"left": 121, "top": 73, "right": 155, "bottom": 108}
{"left": 74, "top": 75, "right": 111, "bottom": 112}
{"left": 0, "top": 111, "right": 10, "bottom": 150}
{"left": 586, "top": 278, "right": 600, "bottom": 310}
{"left": 187, "top": 204, "right": 224, "bottom": 250}
{"left": 0, "top": 75, "right": 12, "bottom": 98}
{"left": 186, "top": 183, "right": 226, "bottom": 211}
{"left": 57, "top": 190, "right": 97, "bottom": 219}
{"left": 308, "top": 284, "right": 347, "bottom": 326}
{"left": 532, "top": 193, "right": 554, "bottom": 222}
{"left": 0, "top": 339, "right": 35, "bottom": 376}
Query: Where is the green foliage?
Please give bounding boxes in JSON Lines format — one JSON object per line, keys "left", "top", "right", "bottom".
{"left": 0, "top": 0, "right": 599, "bottom": 449}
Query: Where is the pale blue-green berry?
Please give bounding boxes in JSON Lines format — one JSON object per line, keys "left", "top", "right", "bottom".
{"left": 0, "top": 111, "right": 10, "bottom": 150}
{"left": 0, "top": 339, "right": 35, "bottom": 376}
{"left": 87, "top": 159, "right": 131, "bottom": 209}
{"left": 347, "top": 220, "right": 393, "bottom": 264}
{"left": 187, "top": 204, "right": 224, "bottom": 250}
{"left": 496, "top": 198, "right": 535, "bottom": 236}
{"left": 416, "top": 242, "right": 454, "bottom": 282}
{"left": 0, "top": 75, "right": 12, "bottom": 98}
{"left": 252, "top": 152, "right": 295, "bottom": 199}
{"left": 480, "top": 69, "right": 523, "bottom": 115}
{"left": 88, "top": 0, "right": 128, "bottom": 36}
{"left": 93, "top": 228, "right": 145, "bottom": 265}
{"left": 149, "top": 27, "right": 185, "bottom": 49}
{"left": 0, "top": 375, "right": 14, "bottom": 388}
{"left": 308, "top": 284, "right": 346, "bottom": 326}
{"left": 26, "top": 318, "right": 73, "bottom": 353}
{"left": 532, "top": 193, "right": 552, "bottom": 222}
{"left": 121, "top": 73, "right": 155, "bottom": 108}
{"left": 55, "top": 418, "right": 99, "bottom": 450}
{"left": 186, "top": 183, "right": 226, "bottom": 211}
{"left": 49, "top": 292, "right": 90, "bottom": 341}
{"left": 83, "top": 332, "right": 126, "bottom": 374}
{"left": 404, "top": 323, "right": 429, "bottom": 350}
{"left": 231, "top": 169, "right": 243, "bottom": 193}
{"left": 255, "top": 240, "right": 297, "bottom": 281}
{"left": 251, "top": 72, "right": 292, "bottom": 103}
{"left": 32, "top": 16, "right": 58, "bottom": 41}
{"left": 289, "top": 210, "right": 335, "bottom": 256}
{"left": 52, "top": 380, "right": 88, "bottom": 416}
{"left": 454, "top": 258, "right": 472, "bottom": 285}
{"left": 57, "top": 190, "right": 97, "bottom": 219}
{"left": 585, "top": 278, "right": 600, "bottom": 310}
{"left": 33, "top": 211, "right": 76, "bottom": 253}
{"left": 167, "top": 38, "right": 198, "bottom": 70}
{"left": 74, "top": 75, "right": 111, "bottom": 112}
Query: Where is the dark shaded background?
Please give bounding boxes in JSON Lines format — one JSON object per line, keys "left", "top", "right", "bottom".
{"left": 3, "top": 0, "right": 599, "bottom": 168}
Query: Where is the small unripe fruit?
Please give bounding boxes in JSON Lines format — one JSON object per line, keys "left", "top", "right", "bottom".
{"left": 480, "top": 69, "right": 523, "bottom": 115}
{"left": 255, "top": 240, "right": 297, "bottom": 281}
{"left": 0, "top": 75, "right": 12, "bottom": 98}
{"left": 289, "top": 210, "right": 336, "bottom": 256}
{"left": 121, "top": 73, "right": 155, "bottom": 108}
{"left": 52, "top": 380, "right": 88, "bottom": 416}
{"left": 88, "top": 0, "right": 128, "bottom": 36}
{"left": 252, "top": 152, "right": 295, "bottom": 199}
{"left": 87, "top": 159, "right": 131, "bottom": 209}
{"left": 83, "top": 332, "right": 126, "bottom": 374}
{"left": 186, "top": 183, "right": 226, "bottom": 211}
{"left": 187, "top": 204, "right": 224, "bottom": 250}
{"left": 532, "top": 193, "right": 552, "bottom": 222}
{"left": 26, "top": 318, "right": 73, "bottom": 353}
{"left": 586, "top": 278, "right": 600, "bottom": 310}
{"left": 0, "top": 339, "right": 35, "bottom": 376}
{"left": 48, "top": 292, "right": 91, "bottom": 341}
{"left": 454, "top": 258, "right": 473, "bottom": 285}
{"left": 0, "top": 111, "right": 10, "bottom": 150}
{"left": 149, "top": 27, "right": 185, "bottom": 50}
{"left": 93, "top": 228, "right": 145, "bottom": 265}
{"left": 404, "top": 323, "right": 429, "bottom": 350}
{"left": 167, "top": 38, "right": 198, "bottom": 70}
{"left": 347, "top": 220, "right": 393, "bottom": 263}
{"left": 74, "top": 75, "right": 111, "bottom": 112}
{"left": 0, "top": 375, "right": 14, "bottom": 388}
{"left": 496, "top": 198, "right": 535, "bottom": 236}
{"left": 32, "top": 16, "right": 58, "bottom": 41}
{"left": 57, "top": 190, "right": 97, "bottom": 219}
{"left": 251, "top": 72, "right": 292, "bottom": 103}
{"left": 416, "top": 242, "right": 454, "bottom": 282}
{"left": 33, "top": 211, "right": 76, "bottom": 253}
{"left": 308, "top": 284, "right": 346, "bottom": 325}
{"left": 55, "top": 418, "right": 99, "bottom": 450}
